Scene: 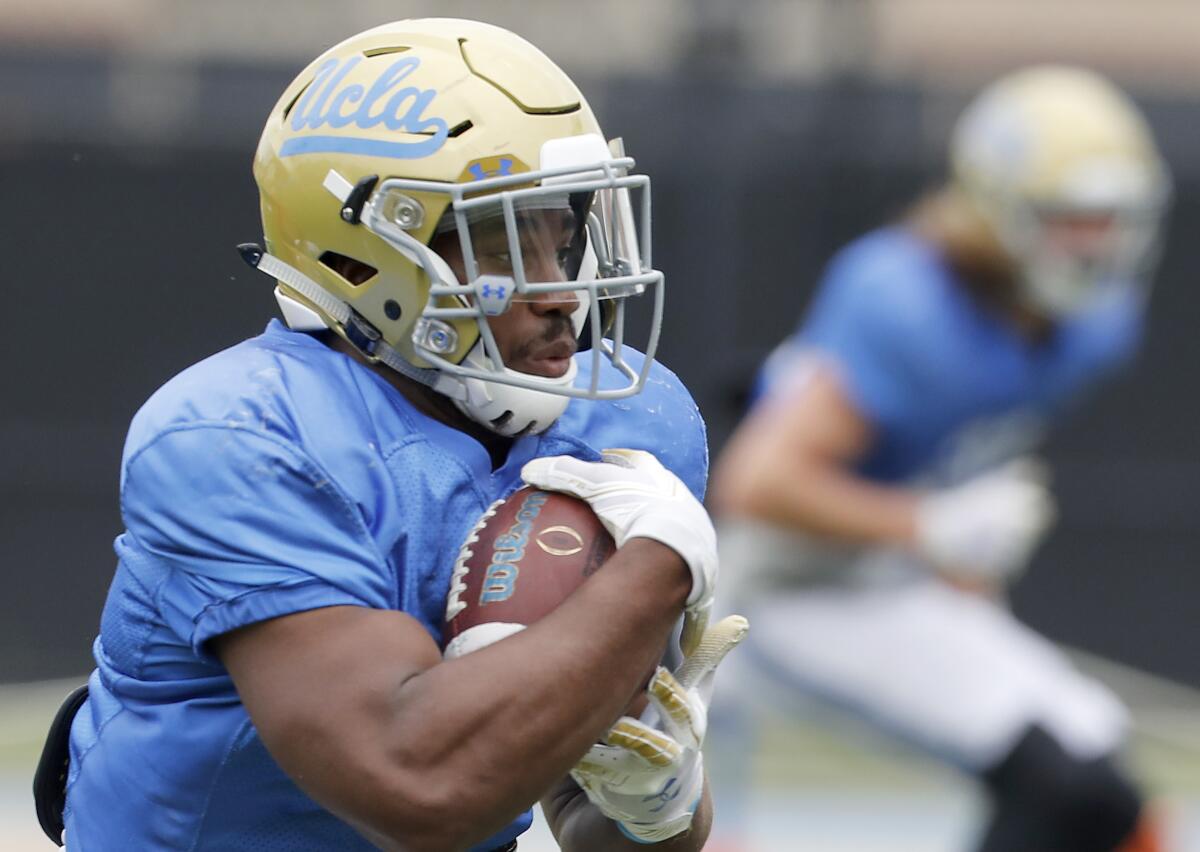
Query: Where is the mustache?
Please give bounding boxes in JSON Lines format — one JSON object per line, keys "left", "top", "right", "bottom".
{"left": 509, "top": 314, "right": 577, "bottom": 362}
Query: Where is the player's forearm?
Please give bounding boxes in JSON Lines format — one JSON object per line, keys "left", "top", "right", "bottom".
{"left": 710, "top": 364, "right": 919, "bottom": 546}
{"left": 713, "top": 451, "right": 917, "bottom": 546}
{"left": 771, "top": 462, "right": 918, "bottom": 544}
{"left": 382, "top": 538, "right": 690, "bottom": 846}
{"left": 544, "top": 776, "right": 713, "bottom": 851}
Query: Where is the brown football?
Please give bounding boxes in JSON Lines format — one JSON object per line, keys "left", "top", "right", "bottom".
{"left": 442, "top": 486, "right": 615, "bottom": 658}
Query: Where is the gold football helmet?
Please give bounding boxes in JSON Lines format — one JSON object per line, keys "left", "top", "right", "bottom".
{"left": 246, "top": 19, "right": 663, "bottom": 435}
{"left": 951, "top": 65, "right": 1170, "bottom": 316}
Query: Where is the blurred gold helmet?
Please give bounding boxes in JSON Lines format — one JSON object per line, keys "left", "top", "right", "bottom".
{"left": 247, "top": 18, "right": 663, "bottom": 435}
{"left": 950, "top": 65, "right": 1170, "bottom": 316}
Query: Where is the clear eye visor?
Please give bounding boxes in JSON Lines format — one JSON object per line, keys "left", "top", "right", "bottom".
{"left": 433, "top": 197, "right": 591, "bottom": 307}
{"left": 355, "top": 151, "right": 664, "bottom": 400}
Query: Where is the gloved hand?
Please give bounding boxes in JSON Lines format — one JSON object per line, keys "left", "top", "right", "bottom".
{"left": 914, "top": 458, "right": 1057, "bottom": 583}
{"left": 522, "top": 449, "right": 717, "bottom": 654}
{"left": 569, "top": 615, "right": 749, "bottom": 843}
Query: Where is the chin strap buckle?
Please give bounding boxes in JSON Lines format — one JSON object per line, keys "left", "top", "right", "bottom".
{"left": 344, "top": 309, "right": 382, "bottom": 359}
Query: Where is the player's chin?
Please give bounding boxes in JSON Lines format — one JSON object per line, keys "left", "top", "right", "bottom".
{"left": 513, "top": 355, "right": 574, "bottom": 379}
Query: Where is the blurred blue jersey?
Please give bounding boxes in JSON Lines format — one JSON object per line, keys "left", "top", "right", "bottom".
{"left": 66, "top": 320, "right": 707, "bottom": 851}
{"left": 758, "top": 228, "right": 1142, "bottom": 483}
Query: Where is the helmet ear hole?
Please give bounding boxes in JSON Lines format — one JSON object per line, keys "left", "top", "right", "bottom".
{"left": 318, "top": 251, "right": 377, "bottom": 286}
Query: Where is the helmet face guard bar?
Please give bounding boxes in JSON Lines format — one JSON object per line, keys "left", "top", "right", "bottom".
{"left": 357, "top": 157, "right": 664, "bottom": 400}
{"left": 997, "top": 183, "right": 1169, "bottom": 316}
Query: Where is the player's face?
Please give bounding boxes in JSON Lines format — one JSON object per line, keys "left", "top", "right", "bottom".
{"left": 1038, "top": 210, "right": 1119, "bottom": 265}
{"left": 1014, "top": 206, "right": 1147, "bottom": 317}
{"left": 434, "top": 209, "right": 581, "bottom": 379}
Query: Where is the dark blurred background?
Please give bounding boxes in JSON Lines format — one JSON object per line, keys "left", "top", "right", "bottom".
{"left": 2, "top": 0, "right": 1198, "bottom": 687}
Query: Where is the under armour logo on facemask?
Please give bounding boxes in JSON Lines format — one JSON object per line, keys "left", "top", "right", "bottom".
{"left": 475, "top": 274, "right": 517, "bottom": 316}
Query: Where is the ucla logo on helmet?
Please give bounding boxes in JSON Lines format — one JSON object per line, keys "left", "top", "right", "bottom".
{"left": 280, "top": 55, "right": 450, "bottom": 159}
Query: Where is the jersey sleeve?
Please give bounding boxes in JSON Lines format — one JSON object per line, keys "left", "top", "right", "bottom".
{"left": 790, "top": 237, "right": 930, "bottom": 429}
{"left": 641, "top": 358, "right": 709, "bottom": 503}
{"left": 565, "top": 346, "right": 710, "bottom": 503}
{"left": 121, "top": 424, "right": 396, "bottom": 655}
{"left": 611, "top": 355, "right": 709, "bottom": 502}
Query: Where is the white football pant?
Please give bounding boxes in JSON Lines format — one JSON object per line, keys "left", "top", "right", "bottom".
{"left": 714, "top": 520, "right": 1127, "bottom": 769}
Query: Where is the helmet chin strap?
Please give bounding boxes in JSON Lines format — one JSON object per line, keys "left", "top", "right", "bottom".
{"left": 242, "top": 243, "right": 580, "bottom": 437}
{"left": 437, "top": 285, "right": 590, "bottom": 437}
{"left": 446, "top": 340, "right": 576, "bottom": 437}
{"left": 246, "top": 163, "right": 609, "bottom": 438}
{"left": 240, "top": 243, "right": 445, "bottom": 390}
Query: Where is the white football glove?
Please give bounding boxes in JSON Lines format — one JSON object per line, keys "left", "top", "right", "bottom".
{"left": 914, "top": 458, "right": 1057, "bottom": 583}
{"left": 570, "top": 615, "right": 749, "bottom": 843}
{"left": 521, "top": 449, "right": 717, "bottom": 654}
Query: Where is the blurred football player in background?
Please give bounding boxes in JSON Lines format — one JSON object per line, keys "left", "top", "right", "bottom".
{"left": 710, "top": 66, "right": 1170, "bottom": 851}
{"left": 39, "top": 18, "right": 747, "bottom": 851}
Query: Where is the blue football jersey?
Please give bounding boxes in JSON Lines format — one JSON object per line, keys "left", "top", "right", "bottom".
{"left": 65, "top": 320, "right": 708, "bottom": 851}
{"left": 758, "top": 228, "right": 1142, "bottom": 484}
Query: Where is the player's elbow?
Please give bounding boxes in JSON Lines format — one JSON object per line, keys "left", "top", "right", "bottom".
{"left": 712, "top": 474, "right": 787, "bottom": 522}
{"left": 710, "top": 420, "right": 805, "bottom": 520}
{"left": 365, "top": 747, "right": 533, "bottom": 851}
{"left": 710, "top": 444, "right": 808, "bottom": 520}
{"left": 707, "top": 462, "right": 759, "bottom": 518}
{"left": 709, "top": 439, "right": 767, "bottom": 518}
{"left": 379, "top": 813, "right": 475, "bottom": 851}
{"left": 711, "top": 443, "right": 839, "bottom": 532}
{"left": 263, "top": 721, "right": 509, "bottom": 850}
{"left": 355, "top": 769, "right": 511, "bottom": 851}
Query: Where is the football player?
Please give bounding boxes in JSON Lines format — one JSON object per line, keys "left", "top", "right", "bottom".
{"left": 41, "top": 19, "right": 745, "bottom": 851}
{"left": 710, "top": 66, "right": 1169, "bottom": 852}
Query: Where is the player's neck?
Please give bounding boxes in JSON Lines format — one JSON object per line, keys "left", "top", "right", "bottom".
{"left": 958, "top": 285, "right": 1057, "bottom": 345}
{"left": 318, "top": 330, "right": 515, "bottom": 467}
{"left": 1005, "top": 303, "right": 1056, "bottom": 343}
